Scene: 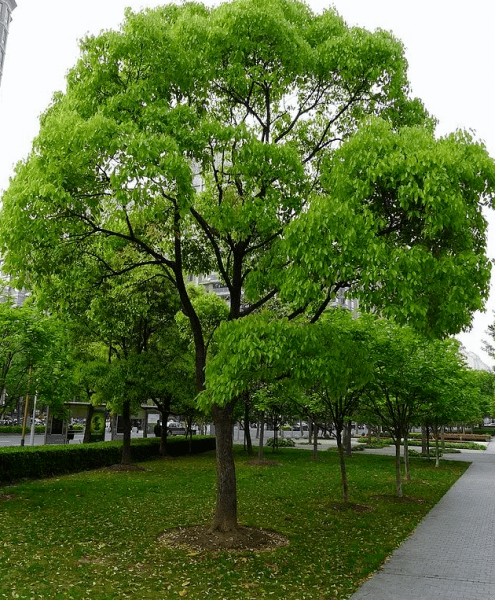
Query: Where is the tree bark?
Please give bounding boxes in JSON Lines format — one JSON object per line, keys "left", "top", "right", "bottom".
{"left": 336, "top": 427, "right": 348, "bottom": 505}
{"left": 83, "top": 404, "right": 94, "bottom": 444}
{"left": 159, "top": 409, "right": 170, "bottom": 456}
{"left": 421, "top": 426, "right": 427, "bottom": 454}
{"left": 404, "top": 434, "right": 410, "bottom": 481}
{"left": 345, "top": 421, "right": 352, "bottom": 457}
{"left": 210, "top": 401, "right": 238, "bottom": 532}
{"left": 258, "top": 414, "right": 265, "bottom": 460}
{"left": 312, "top": 422, "right": 318, "bottom": 459}
{"left": 121, "top": 398, "right": 132, "bottom": 465}
{"left": 243, "top": 395, "right": 253, "bottom": 456}
{"left": 394, "top": 440, "right": 402, "bottom": 498}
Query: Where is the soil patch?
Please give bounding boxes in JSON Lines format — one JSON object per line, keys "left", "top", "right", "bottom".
{"left": 104, "top": 464, "right": 147, "bottom": 472}
{"left": 158, "top": 525, "right": 290, "bottom": 553}
{"left": 245, "top": 458, "right": 281, "bottom": 467}
{"left": 0, "top": 494, "right": 17, "bottom": 501}
{"left": 372, "top": 494, "right": 426, "bottom": 504}
{"left": 331, "top": 502, "right": 373, "bottom": 514}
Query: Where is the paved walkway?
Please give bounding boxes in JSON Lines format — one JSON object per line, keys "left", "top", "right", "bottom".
{"left": 349, "top": 441, "right": 495, "bottom": 600}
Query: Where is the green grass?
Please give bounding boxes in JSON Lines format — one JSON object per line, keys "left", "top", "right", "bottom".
{"left": 0, "top": 447, "right": 468, "bottom": 600}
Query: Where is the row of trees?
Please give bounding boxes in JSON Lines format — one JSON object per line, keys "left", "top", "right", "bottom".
{"left": 1, "top": 0, "right": 495, "bottom": 533}
{"left": 207, "top": 308, "right": 495, "bottom": 501}
{"left": 2, "top": 294, "right": 491, "bottom": 503}
{"left": 0, "top": 281, "right": 199, "bottom": 457}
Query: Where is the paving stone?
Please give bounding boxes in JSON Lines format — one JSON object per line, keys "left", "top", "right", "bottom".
{"left": 349, "top": 441, "right": 495, "bottom": 600}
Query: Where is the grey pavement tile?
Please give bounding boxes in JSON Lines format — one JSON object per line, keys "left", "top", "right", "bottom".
{"left": 348, "top": 441, "right": 495, "bottom": 600}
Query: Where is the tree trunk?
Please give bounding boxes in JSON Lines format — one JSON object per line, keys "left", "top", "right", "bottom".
{"left": 404, "top": 434, "right": 410, "bottom": 481}
{"left": 83, "top": 404, "right": 94, "bottom": 444}
{"left": 435, "top": 435, "right": 440, "bottom": 468}
{"left": 345, "top": 421, "right": 352, "bottom": 457}
{"left": 394, "top": 440, "right": 402, "bottom": 498}
{"left": 312, "top": 422, "right": 318, "bottom": 459}
{"left": 421, "top": 426, "right": 427, "bottom": 454}
{"left": 159, "top": 410, "right": 170, "bottom": 456}
{"left": 210, "top": 401, "right": 238, "bottom": 532}
{"left": 336, "top": 427, "right": 348, "bottom": 505}
{"left": 258, "top": 414, "right": 265, "bottom": 460}
{"left": 121, "top": 399, "right": 132, "bottom": 465}
{"left": 243, "top": 397, "right": 253, "bottom": 456}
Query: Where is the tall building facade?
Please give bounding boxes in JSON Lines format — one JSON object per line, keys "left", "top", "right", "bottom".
{"left": 0, "top": 0, "right": 16, "bottom": 88}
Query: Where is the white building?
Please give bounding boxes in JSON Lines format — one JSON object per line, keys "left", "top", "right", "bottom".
{"left": 0, "top": 0, "right": 16, "bottom": 88}
{"left": 0, "top": 259, "right": 27, "bottom": 306}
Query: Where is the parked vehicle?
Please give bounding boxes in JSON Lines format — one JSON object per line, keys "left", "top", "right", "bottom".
{"left": 292, "top": 422, "right": 309, "bottom": 431}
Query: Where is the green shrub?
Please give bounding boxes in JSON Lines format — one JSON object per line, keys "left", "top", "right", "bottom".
{"left": 0, "top": 436, "right": 216, "bottom": 483}
{"left": 0, "top": 426, "right": 46, "bottom": 434}
{"left": 266, "top": 437, "right": 296, "bottom": 447}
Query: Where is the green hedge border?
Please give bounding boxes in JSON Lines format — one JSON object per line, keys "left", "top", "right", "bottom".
{"left": 0, "top": 436, "right": 216, "bottom": 483}
{"left": 0, "top": 426, "right": 47, "bottom": 434}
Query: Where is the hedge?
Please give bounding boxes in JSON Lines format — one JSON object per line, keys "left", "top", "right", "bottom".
{"left": 0, "top": 426, "right": 46, "bottom": 434}
{"left": 0, "top": 436, "right": 216, "bottom": 483}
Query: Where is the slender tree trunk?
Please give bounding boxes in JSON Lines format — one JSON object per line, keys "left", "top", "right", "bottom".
{"left": 121, "top": 399, "right": 132, "bottom": 465}
{"left": 404, "top": 434, "right": 410, "bottom": 481}
{"left": 395, "top": 440, "right": 403, "bottom": 498}
{"left": 20, "top": 393, "right": 30, "bottom": 447}
{"left": 313, "top": 422, "right": 318, "bottom": 459}
{"left": 159, "top": 410, "right": 170, "bottom": 456}
{"left": 421, "top": 426, "right": 427, "bottom": 454}
{"left": 435, "top": 434, "right": 440, "bottom": 468}
{"left": 243, "top": 396, "right": 253, "bottom": 456}
{"left": 345, "top": 421, "right": 352, "bottom": 457}
{"left": 336, "top": 427, "right": 348, "bottom": 505}
{"left": 258, "top": 414, "right": 265, "bottom": 460}
{"left": 83, "top": 404, "right": 94, "bottom": 444}
{"left": 210, "top": 401, "right": 238, "bottom": 532}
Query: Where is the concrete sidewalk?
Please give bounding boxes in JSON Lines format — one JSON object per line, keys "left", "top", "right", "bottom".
{"left": 349, "top": 441, "right": 495, "bottom": 600}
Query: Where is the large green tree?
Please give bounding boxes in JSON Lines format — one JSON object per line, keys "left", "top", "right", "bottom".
{"left": 1, "top": 0, "right": 494, "bottom": 532}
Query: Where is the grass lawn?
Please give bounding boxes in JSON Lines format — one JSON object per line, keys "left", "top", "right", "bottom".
{"left": 0, "top": 447, "right": 468, "bottom": 600}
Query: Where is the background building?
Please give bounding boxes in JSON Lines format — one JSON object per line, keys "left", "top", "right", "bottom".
{"left": 0, "top": 258, "right": 27, "bottom": 306}
{"left": 0, "top": 0, "right": 16, "bottom": 89}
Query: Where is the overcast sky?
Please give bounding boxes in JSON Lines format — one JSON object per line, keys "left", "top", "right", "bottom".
{"left": 1, "top": 0, "right": 494, "bottom": 366}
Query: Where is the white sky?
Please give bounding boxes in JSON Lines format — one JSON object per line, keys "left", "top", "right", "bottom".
{"left": 1, "top": 0, "right": 494, "bottom": 366}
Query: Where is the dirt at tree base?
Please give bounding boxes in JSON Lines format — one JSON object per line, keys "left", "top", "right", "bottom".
{"left": 0, "top": 494, "right": 17, "bottom": 501}
{"left": 158, "top": 525, "right": 290, "bottom": 552}
{"left": 331, "top": 502, "right": 374, "bottom": 513}
{"left": 104, "top": 464, "right": 147, "bottom": 472}
{"left": 372, "top": 494, "right": 426, "bottom": 504}
{"left": 245, "top": 458, "right": 281, "bottom": 467}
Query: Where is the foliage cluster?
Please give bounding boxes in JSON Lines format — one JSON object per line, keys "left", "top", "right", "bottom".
{"left": 0, "top": 301, "right": 72, "bottom": 419}
{"left": 266, "top": 436, "right": 295, "bottom": 448}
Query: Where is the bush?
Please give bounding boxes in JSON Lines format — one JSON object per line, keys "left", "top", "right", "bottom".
{"left": 0, "top": 435, "right": 216, "bottom": 483}
{"left": 266, "top": 437, "right": 296, "bottom": 448}
{"left": 0, "top": 426, "right": 46, "bottom": 434}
